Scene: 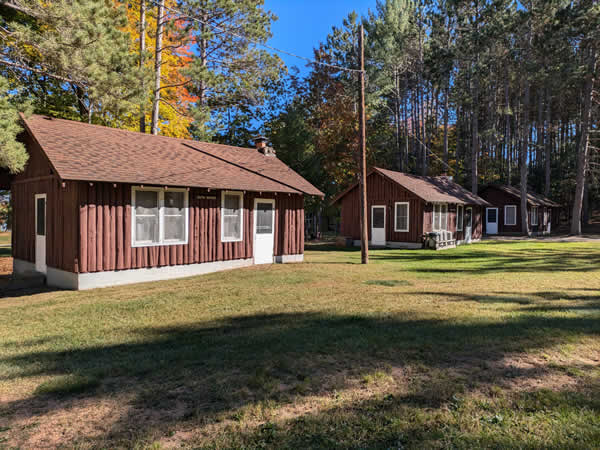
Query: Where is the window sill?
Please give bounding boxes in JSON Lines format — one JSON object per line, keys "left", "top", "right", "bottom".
{"left": 221, "top": 238, "right": 243, "bottom": 243}
{"left": 132, "top": 241, "right": 188, "bottom": 248}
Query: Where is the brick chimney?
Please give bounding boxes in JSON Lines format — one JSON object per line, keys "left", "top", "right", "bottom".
{"left": 254, "top": 135, "right": 276, "bottom": 157}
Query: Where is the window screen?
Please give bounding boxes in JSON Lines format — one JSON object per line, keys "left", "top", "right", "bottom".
{"left": 36, "top": 197, "right": 45, "bottom": 236}
{"left": 256, "top": 202, "right": 273, "bottom": 234}
{"left": 135, "top": 190, "right": 159, "bottom": 243}
{"left": 505, "top": 205, "right": 517, "bottom": 226}
{"left": 372, "top": 207, "right": 385, "bottom": 229}
{"left": 222, "top": 193, "right": 242, "bottom": 241}
{"left": 487, "top": 208, "right": 497, "bottom": 223}
{"left": 395, "top": 203, "right": 409, "bottom": 232}
{"left": 457, "top": 205, "right": 464, "bottom": 231}
{"left": 164, "top": 191, "right": 185, "bottom": 241}
{"left": 530, "top": 206, "right": 538, "bottom": 225}
{"left": 433, "top": 204, "right": 448, "bottom": 231}
{"left": 465, "top": 207, "right": 472, "bottom": 227}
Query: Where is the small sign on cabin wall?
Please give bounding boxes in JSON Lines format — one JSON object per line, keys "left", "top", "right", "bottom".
{"left": 197, "top": 195, "right": 217, "bottom": 200}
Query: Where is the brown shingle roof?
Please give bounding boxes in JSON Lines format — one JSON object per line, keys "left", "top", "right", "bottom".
{"left": 482, "top": 185, "right": 561, "bottom": 208}
{"left": 21, "top": 114, "right": 323, "bottom": 196}
{"left": 332, "top": 167, "right": 491, "bottom": 206}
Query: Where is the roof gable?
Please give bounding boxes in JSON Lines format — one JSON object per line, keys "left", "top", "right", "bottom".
{"left": 481, "top": 185, "right": 560, "bottom": 208}
{"left": 333, "top": 167, "right": 490, "bottom": 206}
{"left": 21, "top": 115, "right": 323, "bottom": 197}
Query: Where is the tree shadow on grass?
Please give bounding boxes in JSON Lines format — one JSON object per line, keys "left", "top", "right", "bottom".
{"left": 2, "top": 305, "right": 600, "bottom": 447}
{"left": 306, "top": 243, "right": 600, "bottom": 274}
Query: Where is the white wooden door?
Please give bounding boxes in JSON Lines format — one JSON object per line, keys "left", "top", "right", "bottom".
{"left": 253, "top": 199, "right": 275, "bottom": 264}
{"left": 35, "top": 193, "right": 47, "bottom": 273}
{"left": 486, "top": 207, "right": 498, "bottom": 235}
{"left": 371, "top": 205, "right": 386, "bottom": 246}
{"left": 465, "top": 207, "right": 473, "bottom": 243}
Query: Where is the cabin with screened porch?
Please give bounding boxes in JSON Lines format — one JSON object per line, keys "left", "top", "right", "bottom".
{"left": 332, "top": 167, "right": 491, "bottom": 249}
{"left": 479, "top": 185, "right": 561, "bottom": 236}
{"left": 7, "top": 115, "right": 322, "bottom": 290}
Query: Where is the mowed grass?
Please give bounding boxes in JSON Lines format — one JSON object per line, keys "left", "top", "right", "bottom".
{"left": 0, "top": 231, "right": 10, "bottom": 246}
{"left": 1, "top": 241, "right": 599, "bottom": 448}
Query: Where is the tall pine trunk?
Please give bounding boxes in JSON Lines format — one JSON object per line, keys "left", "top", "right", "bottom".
{"left": 571, "top": 46, "right": 597, "bottom": 235}
{"left": 471, "top": 75, "right": 479, "bottom": 194}
{"left": 544, "top": 88, "right": 552, "bottom": 196}
{"left": 520, "top": 80, "right": 531, "bottom": 235}
{"left": 151, "top": 0, "right": 165, "bottom": 136}
{"left": 139, "top": 0, "right": 147, "bottom": 133}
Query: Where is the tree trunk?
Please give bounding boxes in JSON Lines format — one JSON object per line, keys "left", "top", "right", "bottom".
{"left": 139, "top": 0, "right": 147, "bottom": 133}
{"left": 151, "top": 0, "right": 165, "bottom": 136}
{"left": 520, "top": 80, "right": 531, "bottom": 235}
{"left": 471, "top": 75, "right": 479, "bottom": 194}
{"left": 544, "top": 88, "right": 552, "bottom": 196}
{"left": 571, "top": 46, "right": 597, "bottom": 235}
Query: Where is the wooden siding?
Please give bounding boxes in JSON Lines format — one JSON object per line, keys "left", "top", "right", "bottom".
{"left": 11, "top": 133, "right": 79, "bottom": 272}
{"left": 12, "top": 132, "right": 306, "bottom": 274}
{"left": 76, "top": 182, "right": 304, "bottom": 274}
{"left": 480, "top": 187, "right": 557, "bottom": 234}
{"left": 340, "top": 172, "right": 425, "bottom": 243}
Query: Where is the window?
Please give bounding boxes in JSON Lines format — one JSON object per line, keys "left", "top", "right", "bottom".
{"left": 530, "top": 206, "right": 539, "bottom": 226}
{"left": 457, "top": 205, "right": 464, "bottom": 231}
{"left": 394, "top": 202, "right": 409, "bottom": 232}
{"left": 433, "top": 203, "right": 448, "bottom": 231}
{"left": 255, "top": 202, "right": 274, "bottom": 234}
{"left": 132, "top": 187, "right": 188, "bottom": 247}
{"left": 504, "top": 205, "right": 517, "bottom": 226}
{"left": 222, "top": 191, "right": 243, "bottom": 242}
{"left": 36, "top": 196, "right": 46, "bottom": 236}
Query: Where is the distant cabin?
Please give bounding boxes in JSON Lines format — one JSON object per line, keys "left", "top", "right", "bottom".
{"left": 332, "top": 167, "right": 491, "bottom": 248}
{"left": 7, "top": 115, "right": 323, "bottom": 290}
{"left": 479, "top": 185, "right": 561, "bottom": 236}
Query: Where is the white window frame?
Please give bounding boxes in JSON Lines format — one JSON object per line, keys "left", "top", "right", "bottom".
{"left": 457, "top": 205, "right": 464, "bottom": 231}
{"left": 530, "top": 206, "right": 539, "bottom": 226}
{"left": 221, "top": 190, "right": 244, "bottom": 243}
{"left": 432, "top": 203, "right": 448, "bottom": 231}
{"left": 131, "top": 186, "right": 189, "bottom": 248}
{"left": 394, "top": 202, "right": 410, "bottom": 232}
{"left": 504, "top": 205, "right": 517, "bottom": 226}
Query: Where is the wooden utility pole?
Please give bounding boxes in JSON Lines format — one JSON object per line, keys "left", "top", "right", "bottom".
{"left": 151, "top": 0, "right": 165, "bottom": 136}
{"left": 358, "top": 24, "right": 369, "bottom": 264}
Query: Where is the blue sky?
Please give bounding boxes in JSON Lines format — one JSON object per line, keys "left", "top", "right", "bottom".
{"left": 264, "top": 0, "right": 377, "bottom": 74}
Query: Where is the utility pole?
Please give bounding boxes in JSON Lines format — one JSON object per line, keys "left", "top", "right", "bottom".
{"left": 358, "top": 24, "right": 369, "bottom": 264}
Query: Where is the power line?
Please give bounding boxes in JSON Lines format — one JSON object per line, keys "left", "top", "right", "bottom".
{"left": 153, "top": 1, "right": 364, "bottom": 74}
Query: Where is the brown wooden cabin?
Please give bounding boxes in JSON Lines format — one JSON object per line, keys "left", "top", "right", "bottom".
{"left": 332, "top": 167, "right": 491, "bottom": 248}
{"left": 479, "top": 185, "right": 561, "bottom": 236}
{"left": 10, "top": 115, "right": 323, "bottom": 290}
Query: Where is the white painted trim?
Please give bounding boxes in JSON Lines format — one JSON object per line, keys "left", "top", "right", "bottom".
{"left": 457, "top": 205, "right": 464, "bottom": 231}
{"left": 46, "top": 258, "right": 255, "bottom": 290}
{"left": 131, "top": 186, "right": 189, "bottom": 247}
{"left": 432, "top": 203, "right": 449, "bottom": 231}
{"left": 530, "top": 206, "right": 539, "bottom": 226}
{"left": 457, "top": 238, "right": 481, "bottom": 246}
{"left": 394, "top": 202, "right": 409, "bottom": 233}
{"left": 504, "top": 205, "right": 517, "bottom": 226}
{"left": 221, "top": 190, "right": 244, "bottom": 243}
{"left": 34, "top": 193, "right": 47, "bottom": 274}
{"left": 275, "top": 254, "right": 304, "bottom": 263}
{"left": 371, "top": 205, "right": 386, "bottom": 246}
{"left": 253, "top": 198, "right": 275, "bottom": 264}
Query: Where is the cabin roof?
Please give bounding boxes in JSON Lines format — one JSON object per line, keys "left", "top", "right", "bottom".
{"left": 20, "top": 114, "right": 323, "bottom": 197}
{"left": 332, "top": 167, "right": 491, "bottom": 206}
{"left": 481, "top": 185, "right": 561, "bottom": 207}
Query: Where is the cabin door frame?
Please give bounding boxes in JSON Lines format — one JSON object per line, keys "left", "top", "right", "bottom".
{"left": 34, "top": 193, "right": 47, "bottom": 274}
{"left": 465, "top": 207, "right": 473, "bottom": 243}
{"left": 253, "top": 198, "right": 275, "bottom": 264}
{"left": 486, "top": 207, "right": 498, "bottom": 235}
{"left": 371, "top": 205, "right": 386, "bottom": 246}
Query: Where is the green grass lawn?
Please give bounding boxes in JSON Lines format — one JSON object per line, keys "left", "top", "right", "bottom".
{"left": 1, "top": 241, "right": 599, "bottom": 448}
{"left": 0, "top": 231, "right": 10, "bottom": 246}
